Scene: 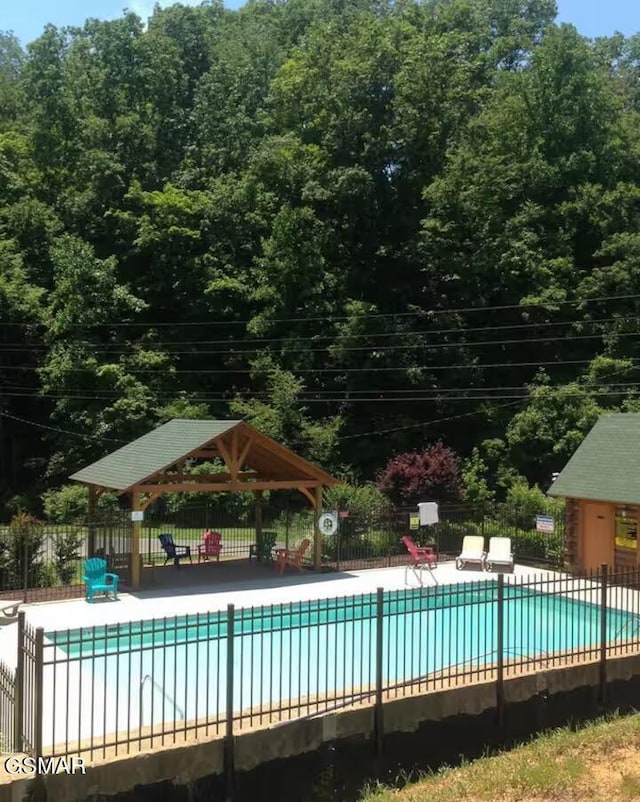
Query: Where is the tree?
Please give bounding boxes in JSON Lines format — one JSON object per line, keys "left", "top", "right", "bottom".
{"left": 229, "top": 357, "right": 342, "bottom": 469}
{"left": 376, "top": 442, "right": 463, "bottom": 505}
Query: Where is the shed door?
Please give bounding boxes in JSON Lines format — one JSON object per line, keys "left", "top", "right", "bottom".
{"left": 582, "top": 503, "right": 613, "bottom": 571}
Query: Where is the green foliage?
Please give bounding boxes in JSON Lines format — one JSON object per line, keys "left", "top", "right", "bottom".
{"left": 0, "top": 512, "right": 52, "bottom": 588}
{"left": 461, "top": 449, "right": 495, "bottom": 507}
{"left": 323, "top": 481, "right": 388, "bottom": 519}
{"left": 53, "top": 529, "right": 84, "bottom": 584}
{"left": 42, "top": 484, "right": 119, "bottom": 524}
{"left": 229, "top": 358, "right": 343, "bottom": 469}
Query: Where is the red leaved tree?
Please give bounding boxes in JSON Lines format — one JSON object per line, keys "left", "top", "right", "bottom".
{"left": 375, "top": 442, "right": 462, "bottom": 506}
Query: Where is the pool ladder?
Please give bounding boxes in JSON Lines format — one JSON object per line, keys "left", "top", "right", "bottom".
{"left": 613, "top": 615, "right": 640, "bottom": 641}
{"left": 140, "top": 674, "right": 185, "bottom": 726}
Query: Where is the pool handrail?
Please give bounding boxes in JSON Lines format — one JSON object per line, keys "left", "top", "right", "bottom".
{"left": 140, "top": 673, "right": 185, "bottom": 725}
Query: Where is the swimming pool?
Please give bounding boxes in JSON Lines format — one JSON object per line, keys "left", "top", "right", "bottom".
{"left": 42, "top": 581, "right": 636, "bottom": 748}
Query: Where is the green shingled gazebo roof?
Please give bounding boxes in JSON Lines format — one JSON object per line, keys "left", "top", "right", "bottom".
{"left": 548, "top": 413, "right": 640, "bottom": 505}
{"left": 70, "top": 419, "right": 240, "bottom": 491}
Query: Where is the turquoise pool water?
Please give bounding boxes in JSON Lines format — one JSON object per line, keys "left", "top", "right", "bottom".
{"left": 43, "top": 582, "right": 636, "bottom": 736}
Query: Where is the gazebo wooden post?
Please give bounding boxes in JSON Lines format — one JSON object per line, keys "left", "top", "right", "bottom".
{"left": 88, "top": 485, "right": 97, "bottom": 557}
{"left": 313, "top": 485, "right": 323, "bottom": 571}
{"left": 254, "top": 490, "right": 263, "bottom": 560}
{"left": 131, "top": 491, "right": 141, "bottom": 589}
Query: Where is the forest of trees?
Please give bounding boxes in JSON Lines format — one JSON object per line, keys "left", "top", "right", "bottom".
{"left": 1, "top": 0, "right": 640, "bottom": 513}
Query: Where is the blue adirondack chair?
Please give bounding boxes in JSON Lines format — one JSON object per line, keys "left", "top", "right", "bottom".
{"left": 83, "top": 558, "right": 119, "bottom": 602}
{"left": 159, "top": 533, "right": 192, "bottom": 567}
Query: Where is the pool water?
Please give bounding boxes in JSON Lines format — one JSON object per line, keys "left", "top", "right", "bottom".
{"left": 43, "top": 582, "right": 635, "bottom": 743}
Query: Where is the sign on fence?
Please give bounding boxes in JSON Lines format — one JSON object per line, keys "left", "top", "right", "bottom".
{"left": 318, "top": 512, "right": 338, "bottom": 536}
{"left": 536, "top": 515, "right": 555, "bottom": 533}
{"left": 409, "top": 514, "right": 420, "bottom": 531}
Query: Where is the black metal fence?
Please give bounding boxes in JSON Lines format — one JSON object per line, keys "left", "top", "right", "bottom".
{"left": 323, "top": 504, "right": 565, "bottom": 571}
{"left": 0, "top": 660, "right": 15, "bottom": 754}
{"left": 0, "top": 503, "right": 565, "bottom": 600}
{"left": 3, "top": 565, "right": 640, "bottom": 762}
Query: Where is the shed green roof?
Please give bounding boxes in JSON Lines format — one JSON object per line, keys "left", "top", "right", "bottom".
{"left": 548, "top": 413, "right": 640, "bottom": 505}
{"left": 70, "top": 419, "right": 240, "bottom": 491}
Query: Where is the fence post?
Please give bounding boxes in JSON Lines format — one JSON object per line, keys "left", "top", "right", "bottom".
{"left": 34, "top": 628, "right": 44, "bottom": 759}
{"left": 225, "top": 604, "right": 235, "bottom": 802}
{"left": 13, "top": 611, "right": 25, "bottom": 751}
{"left": 374, "top": 587, "right": 384, "bottom": 757}
{"left": 599, "top": 563, "right": 608, "bottom": 707}
{"left": 496, "top": 574, "right": 505, "bottom": 731}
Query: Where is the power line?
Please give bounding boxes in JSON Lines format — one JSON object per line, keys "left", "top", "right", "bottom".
{"left": 0, "top": 314, "right": 633, "bottom": 351}
{"left": 1, "top": 332, "right": 639, "bottom": 374}
{"left": 340, "top": 401, "right": 527, "bottom": 440}
{"left": 0, "top": 357, "right": 623, "bottom": 374}
{"left": 0, "top": 410, "right": 128, "bottom": 444}
{"left": 2, "top": 292, "right": 639, "bottom": 328}
{"left": 2, "top": 386, "right": 639, "bottom": 403}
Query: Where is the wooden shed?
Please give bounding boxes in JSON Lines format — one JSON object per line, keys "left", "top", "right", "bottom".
{"left": 548, "top": 413, "right": 640, "bottom": 572}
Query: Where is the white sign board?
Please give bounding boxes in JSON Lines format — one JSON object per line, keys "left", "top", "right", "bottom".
{"left": 418, "top": 502, "right": 439, "bottom": 526}
{"left": 318, "top": 511, "right": 338, "bottom": 536}
{"left": 536, "top": 515, "right": 554, "bottom": 533}
{"left": 131, "top": 510, "right": 144, "bottom": 522}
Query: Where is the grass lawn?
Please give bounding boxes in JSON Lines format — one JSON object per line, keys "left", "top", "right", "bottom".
{"left": 363, "top": 713, "right": 640, "bottom": 802}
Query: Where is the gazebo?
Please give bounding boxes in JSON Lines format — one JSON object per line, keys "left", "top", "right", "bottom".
{"left": 69, "top": 419, "right": 340, "bottom": 588}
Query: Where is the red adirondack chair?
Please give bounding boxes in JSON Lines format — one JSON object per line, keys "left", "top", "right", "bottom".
{"left": 198, "top": 530, "right": 223, "bottom": 563}
{"left": 402, "top": 535, "right": 437, "bottom": 584}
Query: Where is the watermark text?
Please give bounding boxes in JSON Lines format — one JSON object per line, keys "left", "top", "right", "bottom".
{"left": 3, "top": 756, "right": 86, "bottom": 775}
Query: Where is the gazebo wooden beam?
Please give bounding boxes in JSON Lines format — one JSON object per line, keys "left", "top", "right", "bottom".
{"left": 215, "top": 437, "right": 234, "bottom": 474}
{"left": 142, "top": 471, "right": 258, "bottom": 484}
{"left": 298, "top": 487, "right": 315, "bottom": 506}
{"left": 135, "top": 480, "right": 324, "bottom": 493}
{"left": 237, "top": 437, "right": 253, "bottom": 472}
{"left": 140, "top": 492, "right": 161, "bottom": 511}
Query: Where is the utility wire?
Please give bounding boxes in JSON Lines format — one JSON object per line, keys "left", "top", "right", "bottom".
{"left": 1, "top": 333, "right": 639, "bottom": 374}
{"left": 2, "top": 292, "right": 639, "bottom": 328}
{"left": 2, "top": 388, "right": 639, "bottom": 403}
{"left": 340, "top": 401, "right": 527, "bottom": 440}
{"left": 0, "top": 410, "right": 128, "bottom": 444}
{"left": 0, "top": 314, "right": 634, "bottom": 351}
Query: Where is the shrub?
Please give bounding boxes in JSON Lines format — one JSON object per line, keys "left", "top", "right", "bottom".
{"left": 54, "top": 530, "right": 84, "bottom": 584}
{"left": 376, "top": 442, "right": 463, "bottom": 505}
{"left": 0, "top": 512, "right": 52, "bottom": 588}
{"left": 430, "top": 520, "right": 481, "bottom": 554}
{"left": 323, "top": 482, "right": 388, "bottom": 519}
{"left": 43, "top": 484, "right": 119, "bottom": 524}
{"left": 461, "top": 449, "right": 495, "bottom": 506}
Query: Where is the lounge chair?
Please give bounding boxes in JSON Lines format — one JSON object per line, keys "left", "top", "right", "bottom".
{"left": 82, "top": 558, "right": 119, "bottom": 603}
{"left": 274, "top": 539, "right": 311, "bottom": 575}
{"left": 455, "top": 535, "right": 486, "bottom": 570}
{"left": 0, "top": 599, "right": 22, "bottom": 624}
{"left": 159, "top": 533, "right": 192, "bottom": 567}
{"left": 402, "top": 535, "right": 437, "bottom": 585}
{"left": 198, "top": 530, "right": 223, "bottom": 563}
{"left": 485, "top": 537, "right": 514, "bottom": 572}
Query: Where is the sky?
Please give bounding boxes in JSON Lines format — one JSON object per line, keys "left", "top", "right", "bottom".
{"left": 2, "top": 0, "right": 638, "bottom": 49}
